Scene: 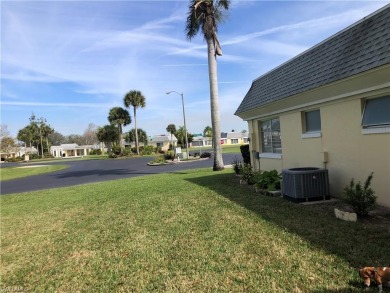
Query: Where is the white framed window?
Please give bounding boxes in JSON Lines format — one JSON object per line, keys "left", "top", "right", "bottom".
{"left": 260, "top": 118, "right": 281, "bottom": 154}
{"left": 362, "top": 96, "right": 390, "bottom": 127}
{"left": 361, "top": 96, "right": 390, "bottom": 134}
{"left": 302, "top": 109, "right": 321, "bottom": 138}
{"left": 231, "top": 139, "right": 239, "bottom": 144}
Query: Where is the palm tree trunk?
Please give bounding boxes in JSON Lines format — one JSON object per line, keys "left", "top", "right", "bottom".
{"left": 134, "top": 108, "right": 139, "bottom": 155}
{"left": 207, "top": 37, "right": 224, "bottom": 171}
{"left": 119, "top": 124, "right": 123, "bottom": 150}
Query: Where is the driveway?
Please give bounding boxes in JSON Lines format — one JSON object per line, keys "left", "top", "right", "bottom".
{"left": 1, "top": 153, "right": 241, "bottom": 195}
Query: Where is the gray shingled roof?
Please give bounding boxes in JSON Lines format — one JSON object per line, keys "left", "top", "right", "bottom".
{"left": 235, "top": 5, "right": 390, "bottom": 115}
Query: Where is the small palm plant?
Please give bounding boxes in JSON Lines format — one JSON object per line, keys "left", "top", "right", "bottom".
{"left": 343, "top": 172, "right": 377, "bottom": 218}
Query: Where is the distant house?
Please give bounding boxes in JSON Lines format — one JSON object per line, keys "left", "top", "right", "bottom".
{"left": 192, "top": 132, "right": 248, "bottom": 147}
{"left": 192, "top": 136, "right": 212, "bottom": 147}
{"left": 0, "top": 146, "right": 38, "bottom": 162}
{"left": 50, "top": 144, "right": 97, "bottom": 158}
{"left": 235, "top": 5, "right": 390, "bottom": 207}
{"left": 221, "top": 132, "right": 249, "bottom": 146}
{"left": 148, "top": 134, "right": 178, "bottom": 151}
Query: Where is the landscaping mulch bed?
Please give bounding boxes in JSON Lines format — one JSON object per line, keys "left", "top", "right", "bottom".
{"left": 306, "top": 200, "right": 390, "bottom": 232}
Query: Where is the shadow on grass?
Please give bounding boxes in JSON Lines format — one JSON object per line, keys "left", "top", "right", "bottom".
{"left": 186, "top": 172, "right": 390, "bottom": 270}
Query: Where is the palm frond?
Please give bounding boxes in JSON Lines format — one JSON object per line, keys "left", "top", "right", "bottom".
{"left": 217, "top": 0, "right": 230, "bottom": 10}
{"left": 185, "top": 0, "right": 203, "bottom": 40}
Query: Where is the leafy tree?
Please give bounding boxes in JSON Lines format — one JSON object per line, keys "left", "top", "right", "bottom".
{"left": 17, "top": 114, "right": 54, "bottom": 156}
{"left": 28, "top": 114, "right": 50, "bottom": 157}
{"left": 186, "top": 0, "right": 230, "bottom": 171}
{"left": 124, "top": 90, "right": 146, "bottom": 155}
{"left": 108, "top": 107, "right": 131, "bottom": 148}
{"left": 48, "top": 131, "right": 66, "bottom": 146}
{"left": 17, "top": 126, "right": 34, "bottom": 149}
{"left": 41, "top": 123, "right": 54, "bottom": 153}
{"left": 66, "top": 134, "right": 85, "bottom": 145}
{"left": 166, "top": 124, "right": 176, "bottom": 150}
{"left": 203, "top": 125, "right": 213, "bottom": 137}
{"left": 125, "top": 128, "right": 148, "bottom": 145}
{"left": 96, "top": 125, "right": 120, "bottom": 153}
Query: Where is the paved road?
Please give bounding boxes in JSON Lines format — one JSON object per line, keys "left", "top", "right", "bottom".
{"left": 1, "top": 153, "right": 241, "bottom": 195}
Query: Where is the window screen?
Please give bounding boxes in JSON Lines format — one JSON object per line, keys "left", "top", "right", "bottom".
{"left": 305, "top": 110, "right": 321, "bottom": 132}
{"left": 362, "top": 96, "right": 390, "bottom": 127}
{"left": 261, "top": 118, "right": 281, "bottom": 153}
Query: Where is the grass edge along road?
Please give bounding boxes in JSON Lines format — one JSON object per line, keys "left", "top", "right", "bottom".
{"left": 1, "top": 168, "right": 389, "bottom": 292}
{"left": 0, "top": 165, "right": 68, "bottom": 181}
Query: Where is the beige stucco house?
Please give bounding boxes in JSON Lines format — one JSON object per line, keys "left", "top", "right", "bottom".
{"left": 221, "top": 132, "right": 249, "bottom": 146}
{"left": 192, "top": 136, "right": 213, "bottom": 147}
{"left": 50, "top": 144, "right": 96, "bottom": 158}
{"left": 235, "top": 5, "right": 390, "bottom": 207}
{"left": 148, "top": 134, "right": 178, "bottom": 152}
{"left": 192, "top": 132, "right": 248, "bottom": 147}
{"left": 0, "top": 147, "right": 38, "bottom": 162}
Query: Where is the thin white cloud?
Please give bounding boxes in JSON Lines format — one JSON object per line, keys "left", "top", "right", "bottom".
{"left": 161, "top": 63, "right": 207, "bottom": 67}
{"left": 0, "top": 101, "right": 111, "bottom": 108}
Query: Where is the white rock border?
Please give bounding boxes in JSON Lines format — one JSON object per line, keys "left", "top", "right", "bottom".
{"left": 334, "top": 208, "right": 357, "bottom": 222}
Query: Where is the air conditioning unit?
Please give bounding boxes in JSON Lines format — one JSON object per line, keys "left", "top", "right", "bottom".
{"left": 282, "top": 167, "right": 330, "bottom": 202}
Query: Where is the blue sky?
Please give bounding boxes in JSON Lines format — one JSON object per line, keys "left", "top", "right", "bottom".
{"left": 1, "top": 0, "right": 389, "bottom": 138}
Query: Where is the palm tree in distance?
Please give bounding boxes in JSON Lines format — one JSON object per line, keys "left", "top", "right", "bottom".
{"left": 203, "top": 125, "right": 213, "bottom": 137}
{"left": 186, "top": 0, "right": 229, "bottom": 171}
{"left": 166, "top": 124, "right": 177, "bottom": 150}
{"left": 108, "top": 107, "right": 131, "bottom": 149}
{"left": 124, "top": 90, "right": 146, "bottom": 155}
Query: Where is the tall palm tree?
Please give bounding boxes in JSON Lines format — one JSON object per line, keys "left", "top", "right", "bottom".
{"left": 108, "top": 107, "right": 131, "bottom": 148}
{"left": 186, "top": 0, "right": 229, "bottom": 171}
{"left": 125, "top": 128, "right": 148, "bottom": 147}
{"left": 124, "top": 90, "right": 146, "bottom": 155}
{"left": 166, "top": 124, "right": 176, "bottom": 150}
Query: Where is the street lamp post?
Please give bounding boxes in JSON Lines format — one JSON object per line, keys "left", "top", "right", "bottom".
{"left": 166, "top": 91, "right": 189, "bottom": 159}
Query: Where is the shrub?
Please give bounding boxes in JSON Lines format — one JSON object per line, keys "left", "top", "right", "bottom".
{"left": 6, "top": 157, "right": 23, "bottom": 162}
{"left": 121, "top": 148, "right": 131, "bottom": 157}
{"left": 200, "top": 152, "right": 211, "bottom": 158}
{"left": 240, "top": 145, "right": 251, "bottom": 165}
{"left": 255, "top": 170, "right": 281, "bottom": 191}
{"left": 108, "top": 153, "right": 117, "bottom": 159}
{"left": 164, "top": 151, "right": 175, "bottom": 160}
{"left": 111, "top": 145, "right": 122, "bottom": 155}
{"left": 343, "top": 172, "right": 377, "bottom": 218}
{"left": 231, "top": 157, "right": 243, "bottom": 175}
{"left": 89, "top": 149, "right": 102, "bottom": 155}
{"left": 29, "top": 153, "right": 40, "bottom": 160}
{"left": 141, "top": 146, "right": 154, "bottom": 155}
{"left": 240, "top": 164, "right": 253, "bottom": 183}
{"left": 149, "top": 155, "right": 166, "bottom": 164}
{"left": 44, "top": 153, "right": 54, "bottom": 159}
{"left": 248, "top": 171, "right": 262, "bottom": 185}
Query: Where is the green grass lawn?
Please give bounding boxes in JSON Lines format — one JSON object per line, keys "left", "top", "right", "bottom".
{"left": 0, "top": 165, "right": 68, "bottom": 181}
{"left": 1, "top": 168, "right": 389, "bottom": 292}
{"left": 221, "top": 145, "right": 241, "bottom": 153}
